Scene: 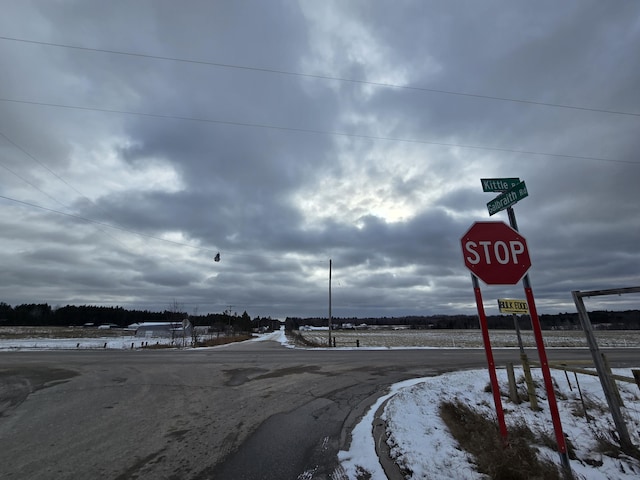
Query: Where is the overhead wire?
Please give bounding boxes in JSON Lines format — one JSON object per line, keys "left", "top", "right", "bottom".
{"left": 0, "top": 33, "right": 637, "bottom": 274}
{"left": 0, "top": 193, "right": 220, "bottom": 255}
{"left": 0, "top": 112, "right": 306, "bottom": 266}
{"left": 1, "top": 35, "right": 638, "bottom": 118}
{"left": 0, "top": 190, "right": 325, "bottom": 264}
{"left": 0, "top": 130, "right": 192, "bottom": 266}
{"left": 0, "top": 130, "right": 96, "bottom": 202}
{"left": 1, "top": 97, "right": 636, "bottom": 166}
{"left": 2, "top": 33, "right": 638, "bottom": 317}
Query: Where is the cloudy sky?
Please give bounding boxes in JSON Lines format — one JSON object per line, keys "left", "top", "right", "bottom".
{"left": 1, "top": 1, "right": 639, "bottom": 319}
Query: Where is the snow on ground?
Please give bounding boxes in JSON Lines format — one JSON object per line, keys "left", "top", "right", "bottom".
{"left": 340, "top": 367, "right": 640, "bottom": 480}
{"left": 298, "top": 329, "right": 640, "bottom": 348}
{"left": 2, "top": 328, "right": 640, "bottom": 479}
{"left": 251, "top": 328, "right": 290, "bottom": 346}
{"left": 0, "top": 336, "right": 167, "bottom": 350}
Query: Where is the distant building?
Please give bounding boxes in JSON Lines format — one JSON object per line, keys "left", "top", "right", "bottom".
{"left": 129, "top": 321, "right": 192, "bottom": 338}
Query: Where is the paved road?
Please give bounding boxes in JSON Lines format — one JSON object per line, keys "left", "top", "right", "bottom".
{"left": 1, "top": 339, "right": 638, "bottom": 480}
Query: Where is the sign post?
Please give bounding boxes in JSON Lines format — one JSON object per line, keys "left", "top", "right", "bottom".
{"left": 474, "top": 178, "right": 571, "bottom": 476}
{"left": 461, "top": 220, "right": 530, "bottom": 446}
{"left": 497, "top": 299, "right": 539, "bottom": 411}
{"left": 472, "top": 273, "right": 508, "bottom": 444}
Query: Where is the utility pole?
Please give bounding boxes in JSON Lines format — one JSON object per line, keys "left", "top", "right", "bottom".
{"left": 328, "top": 259, "right": 332, "bottom": 347}
{"left": 226, "top": 305, "right": 233, "bottom": 331}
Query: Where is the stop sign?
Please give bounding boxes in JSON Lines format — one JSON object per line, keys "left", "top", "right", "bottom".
{"left": 461, "top": 221, "right": 531, "bottom": 285}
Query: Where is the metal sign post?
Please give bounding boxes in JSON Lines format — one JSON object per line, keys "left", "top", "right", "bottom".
{"left": 461, "top": 221, "right": 533, "bottom": 446}
{"left": 507, "top": 205, "right": 571, "bottom": 475}
{"left": 472, "top": 274, "right": 509, "bottom": 444}
{"left": 475, "top": 179, "right": 572, "bottom": 476}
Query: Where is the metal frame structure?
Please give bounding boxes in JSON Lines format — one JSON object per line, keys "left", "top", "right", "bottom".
{"left": 572, "top": 286, "right": 640, "bottom": 454}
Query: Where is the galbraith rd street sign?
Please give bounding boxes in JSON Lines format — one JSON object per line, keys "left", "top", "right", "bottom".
{"left": 487, "top": 180, "right": 528, "bottom": 216}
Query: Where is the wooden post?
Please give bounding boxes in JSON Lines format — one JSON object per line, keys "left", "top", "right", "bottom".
{"left": 632, "top": 370, "right": 640, "bottom": 391}
{"left": 507, "top": 363, "right": 519, "bottom": 403}
{"left": 602, "top": 353, "right": 624, "bottom": 408}
{"left": 521, "top": 354, "right": 539, "bottom": 410}
{"left": 572, "top": 289, "right": 635, "bottom": 454}
{"left": 513, "top": 313, "right": 525, "bottom": 354}
{"left": 514, "top": 311, "right": 539, "bottom": 410}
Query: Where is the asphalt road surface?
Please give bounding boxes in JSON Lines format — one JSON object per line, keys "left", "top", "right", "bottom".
{"left": 1, "top": 339, "right": 639, "bottom": 480}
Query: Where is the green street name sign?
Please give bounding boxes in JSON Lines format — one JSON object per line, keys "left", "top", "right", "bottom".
{"left": 487, "top": 180, "right": 528, "bottom": 216}
{"left": 481, "top": 178, "right": 521, "bottom": 193}
{"left": 498, "top": 298, "right": 529, "bottom": 314}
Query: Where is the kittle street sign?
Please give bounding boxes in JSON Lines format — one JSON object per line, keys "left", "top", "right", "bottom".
{"left": 481, "top": 178, "right": 521, "bottom": 193}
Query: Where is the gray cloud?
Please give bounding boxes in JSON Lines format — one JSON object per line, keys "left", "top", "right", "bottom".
{"left": 1, "top": 0, "right": 639, "bottom": 319}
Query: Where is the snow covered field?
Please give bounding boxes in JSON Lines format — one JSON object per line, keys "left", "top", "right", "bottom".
{"left": 2, "top": 327, "right": 639, "bottom": 479}
{"left": 3, "top": 326, "right": 640, "bottom": 350}
{"left": 0, "top": 328, "right": 177, "bottom": 350}
{"left": 299, "top": 328, "right": 640, "bottom": 349}
{"left": 0, "top": 326, "right": 210, "bottom": 350}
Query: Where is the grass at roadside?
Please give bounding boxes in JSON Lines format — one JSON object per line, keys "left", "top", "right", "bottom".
{"left": 141, "top": 334, "right": 254, "bottom": 348}
{"left": 440, "top": 400, "right": 564, "bottom": 479}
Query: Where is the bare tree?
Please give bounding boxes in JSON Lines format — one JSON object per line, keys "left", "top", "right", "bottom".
{"left": 190, "top": 305, "right": 200, "bottom": 347}
{"left": 168, "top": 299, "right": 186, "bottom": 347}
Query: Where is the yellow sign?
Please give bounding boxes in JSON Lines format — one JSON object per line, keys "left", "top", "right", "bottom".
{"left": 497, "top": 298, "right": 529, "bottom": 314}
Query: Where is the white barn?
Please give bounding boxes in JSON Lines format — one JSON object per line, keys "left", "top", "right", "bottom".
{"left": 129, "top": 321, "right": 193, "bottom": 338}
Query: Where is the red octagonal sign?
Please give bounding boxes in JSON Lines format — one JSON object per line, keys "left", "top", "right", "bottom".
{"left": 461, "top": 221, "right": 531, "bottom": 285}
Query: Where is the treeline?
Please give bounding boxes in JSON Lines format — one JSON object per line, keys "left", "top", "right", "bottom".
{"left": 0, "top": 303, "right": 162, "bottom": 327}
{"left": 0, "top": 302, "right": 278, "bottom": 332}
{"left": 286, "top": 310, "right": 640, "bottom": 331}
{"left": 3, "top": 302, "right": 639, "bottom": 330}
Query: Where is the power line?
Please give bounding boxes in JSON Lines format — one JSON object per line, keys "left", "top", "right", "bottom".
{"left": 0, "top": 193, "right": 219, "bottom": 254}
{"left": 0, "top": 192, "right": 328, "bottom": 265}
{"left": 0, "top": 130, "right": 92, "bottom": 203}
{"left": 0, "top": 159, "right": 68, "bottom": 209}
{"left": 0, "top": 129, "right": 188, "bottom": 265}
{"left": 0, "top": 128, "right": 328, "bottom": 264}
{"left": 1, "top": 35, "right": 638, "bottom": 118}
{"left": 0, "top": 157, "right": 137, "bottom": 254}
{"left": 1, "top": 96, "right": 637, "bottom": 166}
